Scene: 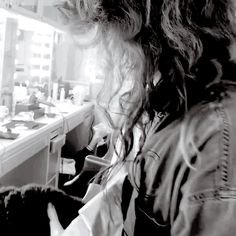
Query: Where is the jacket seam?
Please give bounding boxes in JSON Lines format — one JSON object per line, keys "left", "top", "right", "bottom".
{"left": 188, "top": 105, "right": 231, "bottom": 204}
{"left": 216, "top": 106, "right": 230, "bottom": 188}
{"left": 188, "top": 188, "right": 236, "bottom": 204}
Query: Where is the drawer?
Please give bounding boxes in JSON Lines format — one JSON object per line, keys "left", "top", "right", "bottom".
{"left": 50, "top": 134, "right": 65, "bottom": 154}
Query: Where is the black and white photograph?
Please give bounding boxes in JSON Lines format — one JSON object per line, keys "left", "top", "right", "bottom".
{"left": 0, "top": 0, "right": 236, "bottom": 235}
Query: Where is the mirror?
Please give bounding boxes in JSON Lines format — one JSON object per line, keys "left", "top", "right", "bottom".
{"left": 14, "top": 24, "right": 54, "bottom": 105}
{"left": 0, "top": 8, "right": 55, "bottom": 115}
{"left": 50, "top": 30, "right": 70, "bottom": 99}
{"left": 0, "top": 14, "right": 17, "bottom": 113}
{"left": 13, "top": 17, "right": 55, "bottom": 113}
{"left": 0, "top": 6, "right": 103, "bottom": 113}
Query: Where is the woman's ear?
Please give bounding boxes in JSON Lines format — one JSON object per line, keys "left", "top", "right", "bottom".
{"left": 47, "top": 203, "right": 64, "bottom": 236}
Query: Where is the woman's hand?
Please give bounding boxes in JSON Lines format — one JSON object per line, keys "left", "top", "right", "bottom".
{"left": 47, "top": 203, "right": 64, "bottom": 236}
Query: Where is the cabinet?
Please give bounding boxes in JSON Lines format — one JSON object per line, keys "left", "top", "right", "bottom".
{"left": 0, "top": 127, "right": 65, "bottom": 187}
{"left": 0, "top": 132, "right": 49, "bottom": 186}
{"left": 48, "top": 132, "right": 65, "bottom": 186}
{"left": 0, "top": 103, "right": 94, "bottom": 187}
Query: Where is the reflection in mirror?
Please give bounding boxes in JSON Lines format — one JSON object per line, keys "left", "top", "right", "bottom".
{"left": 14, "top": 23, "right": 54, "bottom": 109}
{"left": 50, "top": 30, "right": 69, "bottom": 100}
{"left": 0, "top": 6, "right": 107, "bottom": 118}
{"left": 0, "top": 8, "right": 55, "bottom": 117}
{"left": 0, "top": 13, "right": 17, "bottom": 114}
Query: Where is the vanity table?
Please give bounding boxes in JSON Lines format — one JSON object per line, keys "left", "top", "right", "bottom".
{"left": 0, "top": 102, "right": 94, "bottom": 187}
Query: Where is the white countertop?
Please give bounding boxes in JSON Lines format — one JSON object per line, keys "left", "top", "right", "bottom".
{"left": 0, "top": 102, "right": 94, "bottom": 178}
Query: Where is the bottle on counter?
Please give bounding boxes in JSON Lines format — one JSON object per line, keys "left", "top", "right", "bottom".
{"left": 60, "top": 88, "right": 65, "bottom": 102}
{"left": 52, "top": 83, "right": 58, "bottom": 101}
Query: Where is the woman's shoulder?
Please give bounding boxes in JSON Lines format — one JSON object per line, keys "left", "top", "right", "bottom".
{"left": 134, "top": 89, "right": 236, "bottom": 231}
{"left": 192, "top": 88, "right": 236, "bottom": 156}
{"left": 147, "top": 88, "right": 236, "bottom": 154}
{"left": 140, "top": 88, "right": 236, "bottom": 199}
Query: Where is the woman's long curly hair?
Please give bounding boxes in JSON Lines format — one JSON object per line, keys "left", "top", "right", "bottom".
{"left": 58, "top": 0, "right": 236, "bottom": 169}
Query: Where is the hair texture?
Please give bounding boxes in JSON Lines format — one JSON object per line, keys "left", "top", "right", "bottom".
{"left": 58, "top": 0, "right": 236, "bottom": 172}
{"left": 0, "top": 184, "right": 84, "bottom": 236}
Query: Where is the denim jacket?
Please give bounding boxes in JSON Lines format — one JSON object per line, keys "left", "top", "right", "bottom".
{"left": 63, "top": 89, "right": 236, "bottom": 236}
{"left": 127, "top": 88, "right": 236, "bottom": 235}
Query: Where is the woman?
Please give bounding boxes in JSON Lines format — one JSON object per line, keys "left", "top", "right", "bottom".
{"left": 47, "top": 0, "right": 236, "bottom": 235}
{"left": 7, "top": 0, "right": 236, "bottom": 235}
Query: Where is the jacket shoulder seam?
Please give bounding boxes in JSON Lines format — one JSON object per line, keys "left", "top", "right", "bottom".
{"left": 216, "top": 106, "right": 230, "bottom": 188}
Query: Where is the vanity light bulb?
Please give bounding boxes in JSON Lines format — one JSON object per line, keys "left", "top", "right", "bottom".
{"left": 25, "top": 80, "right": 29, "bottom": 86}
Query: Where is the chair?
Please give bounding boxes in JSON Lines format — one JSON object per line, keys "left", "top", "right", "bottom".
{"left": 62, "top": 130, "right": 119, "bottom": 202}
